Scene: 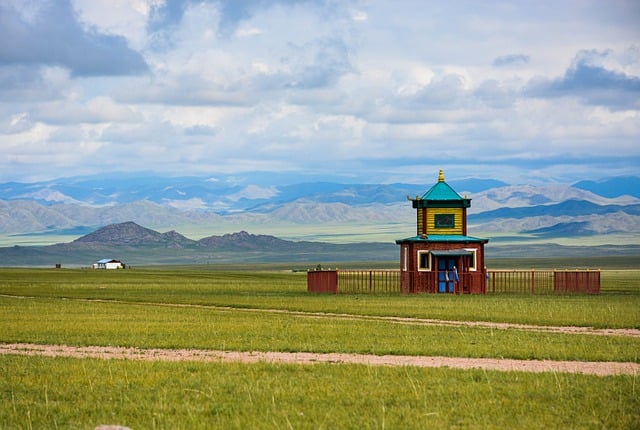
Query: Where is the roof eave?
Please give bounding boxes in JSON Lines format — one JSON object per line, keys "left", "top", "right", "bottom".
{"left": 396, "top": 235, "right": 489, "bottom": 244}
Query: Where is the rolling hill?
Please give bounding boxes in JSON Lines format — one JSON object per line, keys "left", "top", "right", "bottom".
{"left": 1, "top": 173, "right": 639, "bottom": 249}
{"left": 573, "top": 176, "right": 640, "bottom": 198}
{"left": 469, "top": 199, "right": 640, "bottom": 221}
{"left": 0, "top": 222, "right": 399, "bottom": 266}
{"left": 74, "top": 221, "right": 196, "bottom": 247}
{"left": 0, "top": 173, "right": 509, "bottom": 210}
{"left": 1, "top": 221, "right": 638, "bottom": 267}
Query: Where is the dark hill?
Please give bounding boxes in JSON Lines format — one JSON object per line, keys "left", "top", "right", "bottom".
{"left": 524, "top": 221, "right": 594, "bottom": 237}
{"left": 74, "top": 221, "right": 195, "bottom": 248}
{"left": 1, "top": 220, "right": 638, "bottom": 267}
{"left": 0, "top": 222, "right": 399, "bottom": 266}
{"left": 73, "top": 222, "right": 305, "bottom": 251}
{"left": 197, "top": 230, "right": 294, "bottom": 250}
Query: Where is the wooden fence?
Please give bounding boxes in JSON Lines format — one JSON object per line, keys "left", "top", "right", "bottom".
{"left": 487, "top": 270, "right": 554, "bottom": 294}
{"left": 553, "top": 270, "right": 600, "bottom": 294}
{"left": 337, "top": 270, "right": 401, "bottom": 294}
{"left": 487, "top": 270, "right": 600, "bottom": 294}
{"left": 306, "top": 270, "right": 338, "bottom": 294}
{"left": 308, "top": 269, "right": 600, "bottom": 295}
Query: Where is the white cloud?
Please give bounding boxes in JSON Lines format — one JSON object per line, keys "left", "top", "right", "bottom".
{"left": 33, "top": 97, "right": 141, "bottom": 124}
{"left": 0, "top": 0, "right": 149, "bottom": 76}
{"left": 72, "top": 0, "right": 158, "bottom": 50}
{"left": 235, "top": 26, "right": 263, "bottom": 38}
{"left": 0, "top": 0, "right": 639, "bottom": 185}
{"left": 228, "top": 185, "right": 279, "bottom": 201}
{"left": 0, "top": 66, "right": 76, "bottom": 102}
{"left": 164, "top": 197, "right": 208, "bottom": 210}
{"left": 351, "top": 10, "right": 367, "bottom": 22}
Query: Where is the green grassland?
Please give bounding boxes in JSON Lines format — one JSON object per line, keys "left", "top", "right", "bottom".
{"left": 2, "top": 356, "right": 637, "bottom": 430}
{"left": 2, "top": 294, "right": 638, "bottom": 361}
{"left": 1, "top": 266, "right": 639, "bottom": 429}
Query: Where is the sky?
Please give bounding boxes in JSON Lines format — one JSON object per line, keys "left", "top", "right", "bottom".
{"left": 1, "top": 0, "right": 639, "bottom": 186}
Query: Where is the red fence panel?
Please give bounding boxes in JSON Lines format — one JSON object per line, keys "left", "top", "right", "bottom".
{"left": 554, "top": 271, "right": 600, "bottom": 294}
{"left": 307, "top": 270, "right": 338, "bottom": 294}
{"left": 488, "top": 270, "right": 599, "bottom": 294}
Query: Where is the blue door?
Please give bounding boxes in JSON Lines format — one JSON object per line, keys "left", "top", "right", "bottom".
{"left": 438, "top": 258, "right": 455, "bottom": 293}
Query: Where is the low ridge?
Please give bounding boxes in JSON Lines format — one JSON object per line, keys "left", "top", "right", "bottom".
{"left": 72, "top": 222, "right": 293, "bottom": 250}
{"left": 197, "top": 230, "right": 293, "bottom": 250}
{"left": 74, "top": 221, "right": 195, "bottom": 247}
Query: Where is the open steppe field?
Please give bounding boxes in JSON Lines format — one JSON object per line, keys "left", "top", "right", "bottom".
{"left": 1, "top": 263, "right": 639, "bottom": 429}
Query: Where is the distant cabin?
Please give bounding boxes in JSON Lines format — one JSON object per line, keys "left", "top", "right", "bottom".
{"left": 93, "top": 259, "right": 125, "bottom": 269}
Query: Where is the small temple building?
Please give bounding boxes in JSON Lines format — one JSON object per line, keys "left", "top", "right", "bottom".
{"left": 395, "top": 170, "right": 488, "bottom": 293}
{"left": 308, "top": 169, "right": 600, "bottom": 294}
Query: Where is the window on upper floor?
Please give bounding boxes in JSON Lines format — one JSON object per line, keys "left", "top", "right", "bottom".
{"left": 434, "top": 213, "right": 455, "bottom": 228}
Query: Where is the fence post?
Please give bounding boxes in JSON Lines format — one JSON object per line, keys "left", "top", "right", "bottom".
{"left": 369, "top": 271, "right": 373, "bottom": 292}
{"left": 531, "top": 270, "right": 535, "bottom": 294}
{"left": 491, "top": 271, "right": 495, "bottom": 293}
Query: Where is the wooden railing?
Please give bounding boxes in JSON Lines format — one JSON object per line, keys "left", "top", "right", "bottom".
{"left": 337, "top": 270, "right": 401, "bottom": 294}
{"left": 553, "top": 270, "right": 600, "bottom": 294}
{"left": 308, "top": 269, "right": 600, "bottom": 295}
{"left": 487, "top": 270, "right": 600, "bottom": 294}
{"left": 487, "top": 270, "right": 553, "bottom": 294}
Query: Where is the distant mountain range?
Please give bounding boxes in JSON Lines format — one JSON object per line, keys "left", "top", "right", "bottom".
{"left": 573, "top": 176, "right": 640, "bottom": 199}
{"left": 1, "top": 173, "right": 639, "bottom": 248}
{"left": 0, "top": 173, "right": 510, "bottom": 210}
{"left": 74, "top": 221, "right": 311, "bottom": 253}
{"left": 0, "top": 222, "right": 399, "bottom": 266}
{"left": 0, "top": 221, "right": 637, "bottom": 267}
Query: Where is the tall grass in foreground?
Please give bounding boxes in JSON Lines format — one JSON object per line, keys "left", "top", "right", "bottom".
{"left": 1, "top": 356, "right": 638, "bottom": 430}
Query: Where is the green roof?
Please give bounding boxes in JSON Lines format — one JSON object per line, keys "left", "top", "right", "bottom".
{"left": 410, "top": 170, "right": 470, "bottom": 208}
{"left": 412, "top": 180, "right": 471, "bottom": 209}
{"left": 422, "top": 181, "right": 464, "bottom": 201}
{"left": 395, "top": 234, "right": 489, "bottom": 244}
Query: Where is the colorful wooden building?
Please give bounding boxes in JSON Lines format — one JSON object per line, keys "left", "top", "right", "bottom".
{"left": 396, "top": 170, "right": 488, "bottom": 293}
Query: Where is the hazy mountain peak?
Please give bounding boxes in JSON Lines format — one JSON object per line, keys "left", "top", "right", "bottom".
{"left": 470, "top": 184, "right": 640, "bottom": 213}
{"left": 1, "top": 174, "right": 639, "bottom": 247}
{"left": 573, "top": 176, "right": 640, "bottom": 199}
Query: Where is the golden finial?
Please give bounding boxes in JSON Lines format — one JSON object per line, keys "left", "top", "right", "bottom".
{"left": 438, "top": 169, "right": 445, "bottom": 182}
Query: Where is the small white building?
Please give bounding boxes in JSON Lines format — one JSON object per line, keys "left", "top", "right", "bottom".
{"left": 93, "top": 259, "right": 124, "bottom": 269}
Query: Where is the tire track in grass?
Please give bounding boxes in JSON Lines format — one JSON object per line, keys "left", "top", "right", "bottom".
{"left": 2, "top": 293, "right": 639, "bottom": 338}
{"left": 1, "top": 343, "right": 638, "bottom": 376}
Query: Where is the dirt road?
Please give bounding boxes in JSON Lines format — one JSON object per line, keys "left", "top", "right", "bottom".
{"left": 1, "top": 343, "right": 637, "bottom": 376}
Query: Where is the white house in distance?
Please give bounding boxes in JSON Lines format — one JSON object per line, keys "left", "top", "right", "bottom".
{"left": 93, "top": 259, "right": 125, "bottom": 269}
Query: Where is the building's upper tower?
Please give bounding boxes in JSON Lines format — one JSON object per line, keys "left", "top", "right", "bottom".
{"left": 408, "top": 169, "right": 471, "bottom": 237}
{"left": 397, "top": 169, "right": 488, "bottom": 293}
